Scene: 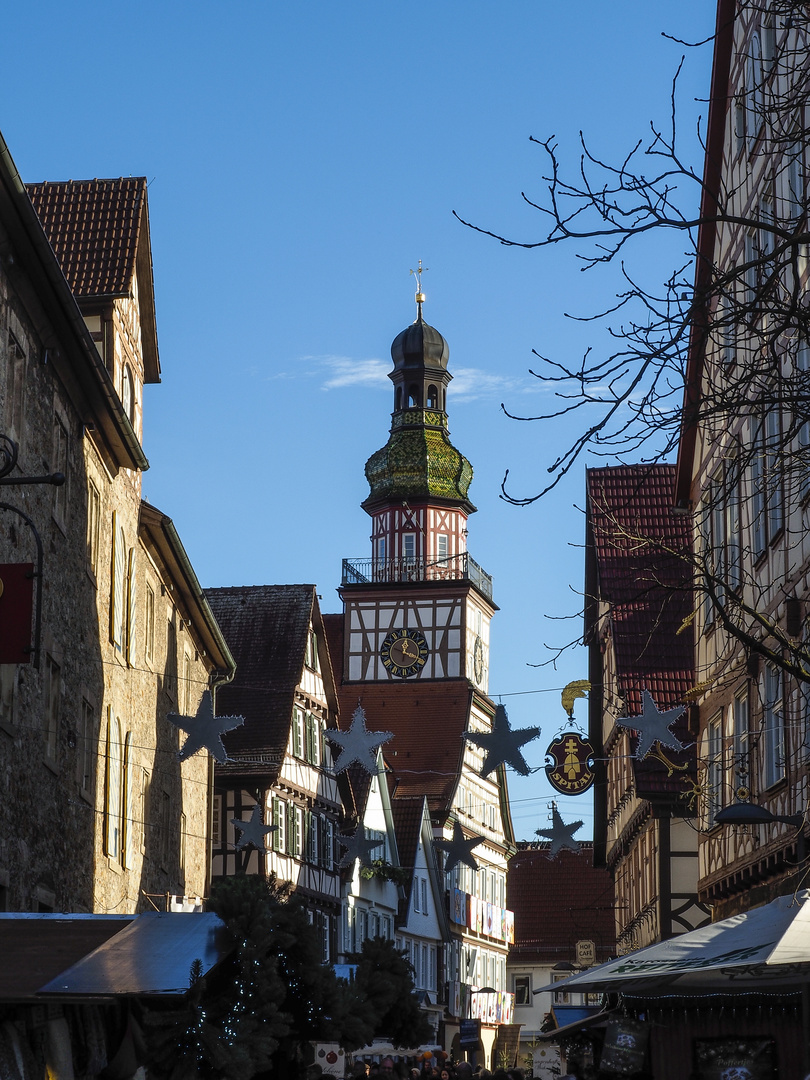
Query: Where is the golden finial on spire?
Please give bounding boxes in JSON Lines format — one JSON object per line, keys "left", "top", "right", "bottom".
{"left": 409, "top": 260, "right": 428, "bottom": 320}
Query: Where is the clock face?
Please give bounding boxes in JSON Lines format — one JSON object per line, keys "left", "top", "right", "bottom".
{"left": 380, "top": 628, "right": 429, "bottom": 678}
{"left": 473, "top": 635, "right": 484, "bottom": 684}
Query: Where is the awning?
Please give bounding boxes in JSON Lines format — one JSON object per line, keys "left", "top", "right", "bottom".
{"left": 39, "top": 912, "right": 229, "bottom": 997}
{"left": 0, "top": 912, "right": 230, "bottom": 1001}
{"left": 536, "top": 1007, "right": 613, "bottom": 1042}
{"left": 533, "top": 891, "right": 810, "bottom": 997}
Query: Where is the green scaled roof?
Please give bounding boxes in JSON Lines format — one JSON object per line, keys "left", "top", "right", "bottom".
{"left": 363, "top": 420, "right": 475, "bottom": 510}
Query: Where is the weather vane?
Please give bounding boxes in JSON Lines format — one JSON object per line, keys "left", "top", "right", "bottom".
{"left": 410, "top": 260, "right": 428, "bottom": 319}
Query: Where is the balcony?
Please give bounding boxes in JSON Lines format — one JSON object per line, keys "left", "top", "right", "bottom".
{"left": 341, "top": 553, "right": 493, "bottom": 602}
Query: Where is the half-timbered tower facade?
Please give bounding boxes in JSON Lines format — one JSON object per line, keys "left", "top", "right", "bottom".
{"left": 207, "top": 585, "right": 343, "bottom": 960}
{"left": 328, "top": 303, "right": 516, "bottom": 1066}
{"left": 585, "top": 466, "right": 708, "bottom": 950}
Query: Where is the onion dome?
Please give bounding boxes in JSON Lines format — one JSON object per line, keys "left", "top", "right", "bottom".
{"left": 362, "top": 314, "right": 475, "bottom": 514}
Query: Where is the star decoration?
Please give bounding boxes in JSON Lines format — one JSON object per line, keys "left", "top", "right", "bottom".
{"left": 616, "top": 690, "right": 686, "bottom": 759}
{"left": 230, "top": 805, "right": 277, "bottom": 853}
{"left": 167, "top": 690, "right": 244, "bottom": 765}
{"left": 324, "top": 705, "right": 393, "bottom": 774}
{"left": 463, "top": 703, "right": 540, "bottom": 777}
{"left": 337, "top": 827, "right": 379, "bottom": 869}
{"left": 435, "top": 821, "right": 484, "bottom": 875}
{"left": 536, "top": 805, "right": 583, "bottom": 858}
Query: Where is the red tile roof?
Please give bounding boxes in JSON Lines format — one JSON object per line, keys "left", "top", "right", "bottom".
{"left": 507, "top": 843, "right": 615, "bottom": 965}
{"left": 27, "top": 178, "right": 146, "bottom": 298}
{"left": 586, "top": 466, "right": 695, "bottom": 796}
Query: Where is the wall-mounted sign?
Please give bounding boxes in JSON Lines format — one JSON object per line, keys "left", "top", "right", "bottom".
{"left": 545, "top": 731, "right": 595, "bottom": 795}
{"left": 0, "top": 564, "right": 34, "bottom": 664}
{"left": 575, "top": 939, "right": 596, "bottom": 967}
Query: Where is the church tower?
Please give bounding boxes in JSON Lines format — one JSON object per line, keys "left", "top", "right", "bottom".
{"left": 339, "top": 289, "right": 496, "bottom": 689}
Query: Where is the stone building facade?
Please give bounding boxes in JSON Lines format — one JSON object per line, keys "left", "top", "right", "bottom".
{"left": 0, "top": 136, "right": 233, "bottom": 914}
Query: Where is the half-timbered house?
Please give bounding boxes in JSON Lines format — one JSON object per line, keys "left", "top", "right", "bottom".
{"left": 206, "top": 584, "right": 343, "bottom": 959}
{"left": 585, "top": 465, "right": 708, "bottom": 951}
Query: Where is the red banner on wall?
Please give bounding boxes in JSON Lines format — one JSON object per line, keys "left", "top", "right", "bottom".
{"left": 0, "top": 564, "right": 34, "bottom": 664}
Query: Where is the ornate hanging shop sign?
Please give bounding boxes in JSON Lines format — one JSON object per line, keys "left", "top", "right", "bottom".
{"left": 545, "top": 731, "right": 596, "bottom": 795}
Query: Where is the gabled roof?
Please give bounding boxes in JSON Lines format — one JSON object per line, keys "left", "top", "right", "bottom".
{"left": 205, "top": 585, "right": 321, "bottom": 774}
{"left": 0, "top": 134, "right": 147, "bottom": 473}
{"left": 27, "top": 177, "right": 160, "bottom": 383}
{"left": 139, "top": 502, "right": 235, "bottom": 678}
{"left": 507, "top": 843, "right": 615, "bottom": 967}
{"left": 585, "top": 465, "right": 695, "bottom": 798}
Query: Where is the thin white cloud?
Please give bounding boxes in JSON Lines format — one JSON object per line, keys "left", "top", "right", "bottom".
{"left": 448, "top": 366, "right": 534, "bottom": 403}
{"left": 318, "top": 356, "right": 390, "bottom": 390}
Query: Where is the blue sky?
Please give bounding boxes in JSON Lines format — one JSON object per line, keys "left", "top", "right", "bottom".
{"left": 6, "top": 2, "right": 716, "bottom": 841}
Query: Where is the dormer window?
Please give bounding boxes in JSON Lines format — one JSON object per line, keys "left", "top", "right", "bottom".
{"left": 407, "top": 385, "right": 420, "bottom": 408}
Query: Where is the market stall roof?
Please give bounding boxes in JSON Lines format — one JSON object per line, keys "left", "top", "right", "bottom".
{"left": 533, "top": 892, "right": 810, "bottom": 997}
{"left": 0, "top": 912, "right": 230, "bottom": 1001}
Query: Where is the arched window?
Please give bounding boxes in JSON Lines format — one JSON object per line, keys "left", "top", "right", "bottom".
{"left": 427, "top": 385, "right": 438, "bottom": 408}
{"left": 407, "top": 385, "right": 420, "bottom": 408}
{"left": 395, "top": 387, "right": 402, "bottom": 411}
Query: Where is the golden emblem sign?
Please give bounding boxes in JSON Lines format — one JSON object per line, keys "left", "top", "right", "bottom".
{"left": 545, "top": 731, "right": 596, "bottom": 795}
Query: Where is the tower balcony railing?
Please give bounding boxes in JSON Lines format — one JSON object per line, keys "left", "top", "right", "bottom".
{"left": 341, "top": 553, "right": 493, "bottom": 601}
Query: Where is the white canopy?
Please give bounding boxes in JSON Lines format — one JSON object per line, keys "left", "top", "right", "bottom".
{"left": 534, "top": 891, "right": 810, "bottom": 997}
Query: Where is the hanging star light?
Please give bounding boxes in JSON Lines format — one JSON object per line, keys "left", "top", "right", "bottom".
{"left": 536, "top": 805, "right": 583, "bottom": 858}
{"left": 435, "top": 821, "right": 485, "bottom": 874}
{"left": 324, "top": 704, "right": 393, "bottom": 774}
{"left": 616, "top": 689, "right": 686, "bottom": 760}
{"left": 167, "top": 690, "right": 244, "bottom": 765}
{"left": 463, "top": 703, "right": 540, "bottom": 778}
{"left": 230, "top": 804, "right": 277, "bottom": 853}
{"left": 337, "top": 827, "right": 379, "bottom": 869}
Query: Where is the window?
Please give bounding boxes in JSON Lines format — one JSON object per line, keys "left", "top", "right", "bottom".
{"left": 86, "top": 481, "right": 100, "bottom": 574}
{"left": 305, "top": 712, "right": 321, "bottom": 766}
{"left": 763, "top": 665, "right": 785, "bottom": 788}
{"left": 121, "top": 364, "right": 135, "bottom": 423}
{"left": 290, "top": 806, "right": 303, "bottom": 857}
{"left": 212, "top": 794, "right": 222, "bottom": 847}
{"left": 292, "top": 707, "right": 304, "bottom": 757}
{"left": 52, "top": 415, "right": 68, "bottom": 526}
{"left": 145, "top": 584, "right": 155, "bottom": 664}
{"left": 105, "top": 711, "right": 123, "bottom": 860}
{"left": 141, "top": 769, "right": 151, "bottom": 853}
{"left": 706, "top": 712, "right": 724, "bottom": 828}
{"left": 307, "top": 811, "right": 319, "bottom": 864}
{"left": 45, "top": 656, "right": 60, "bottom": 761}
{"left": 182, "top": 651, "right": 193, "bottom": 714}
{"left": 733, "top": 687, "right": 750, "bottom": 768}
{"left": 427, "top": 385, "right": 438, "bottom": 409}
{"left": 126, "top": 549, "right": 136, "bottom": 665}
{"left": 751, "top": 412, "right": 783, "bottom": 558}
{"left": 111, "top": 516, "right": 126, "bottom": 649}
{"left": 785, "top": 140, "right": 805, "bottom": 224}
{"left": 122, "top": 732, "right": 133, "bottom": 868}
{"left": 160, "top": 791, "right": 171, "bottom": 869}
{"left": 273, "top": 797, "right": 287, "bottom": 853}
{"left": 323, "top": 818, "right": 334, "bottom": 870}
{"left": 0, "top": 666, "right": 15, "bottom": 731}
{"left": 552, "top": 971, "right": 571, "bottom": 1005}
{"left": 305, "top": 627, "right": 319, "bottom": 671}
{"left": 746, "top": 32, "right": 764, "bottom": 151}
{"left": 6, "top": 332, "right": 25, "bottom": 441}
{"left": 78, "top": 698, "right": 94, "bottom": 794}
{"left": 166, "top": 617, "right": 178, "bottom": 702}
{"left": 422, "top": 877, "right": 428, "bottom": 913}
{"left": 436, "top": 534, "right": 449, "bottom": 563}
{"left": 179, "top": 812, "right": 187, "bottom": 877}
{"left": 402, "top": 533, "right": 417, "bottom": 564}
